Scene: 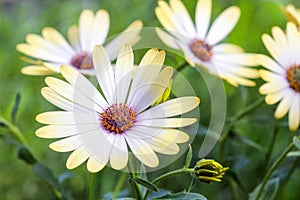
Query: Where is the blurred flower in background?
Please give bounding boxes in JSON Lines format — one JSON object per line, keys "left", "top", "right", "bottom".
{"left": 35, "top": 45, "right": 200, "bottom": 172}
{"left": 155, "top": 0, "right": 259, "bottom": 87}
{"left": 281, "top": 4, "right": 300, "bottom": 28}
{"left": 17, "top": 9, "right": 142, "bottom": 76}
{"left": 258, "top": 22, "right": 300, "bottom": 131}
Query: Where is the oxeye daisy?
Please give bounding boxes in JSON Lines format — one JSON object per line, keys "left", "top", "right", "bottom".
{"left": 258, "top": 22, "right": 300, "bottom": 131}
{"left": 281, "top": 4, "right": 300, "bottom": 28}
{"left": 155, "top": 0, "right": 259, "bottom": 87}
{"left": 35, "top": 45, "right": 200, "bottom": 172}
{"left": 17, "top": 9, "right": 142, "bottom": 76}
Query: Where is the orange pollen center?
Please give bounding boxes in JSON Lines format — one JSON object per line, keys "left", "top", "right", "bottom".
{"left": 100, "top": 103, "right": 135, "bottom": 134}
{"left": 70, "top": 52, "right": 93, "bottom": 69}
{"left": 189, "top": 39, "right": 212, "bottom": 62}
{"left": 286, "top": 64, "right": 300, "bottom": 93}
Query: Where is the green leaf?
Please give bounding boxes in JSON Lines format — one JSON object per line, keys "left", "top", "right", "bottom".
{"left": 184, "top": 144, "right": 193, "bottom": 168}
{"left": 33, "top": 163, "right": 58, "bottom": 189}
{"left": 154, "top": 192, "right": 207, "bottom": 200}
{"left": 293, "top": 136, "right": 300, "bottom": 150}
{"left": 131, "top": 177, "right": 159, "bottom": 192}
{"left": 287, "top": 151, "right": 300, "bottom": 157}
{"left": 229, "top": 131, "right": 264, "bottom": 152}
{"left": 11, "top": 93, "right": 21, "bottom": 124}
{"left": 17, "top": 146, "right": 37, "bottom": 165}
{"left": 249, "top": 177, "right": 280, "bottom": 200}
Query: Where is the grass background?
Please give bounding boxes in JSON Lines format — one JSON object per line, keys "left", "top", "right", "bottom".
{"left": 0, "top": 0, "right": 300, "bottom": 199}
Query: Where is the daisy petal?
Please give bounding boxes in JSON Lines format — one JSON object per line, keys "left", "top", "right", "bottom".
{"left": 79, "top": 9, "right": 94, "bottom": 51}
{"left": 115, "top": 45, "right": 133, "bottom": 103}
{"left": 256, "top": 54, "right": 285, "bottom": 74}
{"left": 21, "top": 66, "right": 56, "bottom": 76}
{"left": 49, "top": 135, "right": 82, "bottom": 152}
{"left": 274, "top": 91, "right": 293, "bottom": 119}
{"left": 105, "top": 20, "right": 143, "bottom": 60}
{"left": 125, "top": 135, "right": 159, "bottom": 168}
{"left": 288, "top": 95, "right": 300, "bottom": 131}
{"left": 155, "top": 28, "right": 179, "bottom": 49}
{"left": 68, "top": 25, "right": 80, "bottom": 52}
{"left": 110, "top": 134, "right": 128, "bottom": 170}
{"left": 196, "top": 0, "right": 212, "bottom": 39}
{"left": 138, "top": 96, "right": 200, "bottom": 119}
{"left": 265, "top": 91, "right": 285, "bottom": 105}
{"left": 66, "top": 147, "right": 90, "bottom": 169}
{"left": 93, "top": 45, "right": 116, "bottom": 104}
{"left": 206, "top": 6, "right": 240, "bottom": 45}
{"left": 87, "top": 156, "right": 106, "bottom": 173}
{"left": 90, "top": 10, "right": 109, "bottom": 49}
{"left": 212, "top": 43, "right": 244, "bottom": 54}
{"left": 137, "top": 118, "right": 197, "bottom": 128}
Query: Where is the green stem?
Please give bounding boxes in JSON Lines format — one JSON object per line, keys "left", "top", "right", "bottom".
{"left": 0, "top": 116, "right": 28, "bottom": 146}
{"left": 143, "top": 168, "right": 194, "bottom": 200}
{"left": 219, "top": 97, "right": 265, "bottom": 162}
{"left": 265, "top": 123, "right": 280, "bottom": 168}
{"left": 228, "top": 177, "right": 239, "bottom": 200}
{"left": 112, "top": 172, "right": 127, "bottom": 198}
{"left": 88, "top": 173, "right": 96, "bottom": 200}
{"left": 128, "top": 156, "right": 142, "bottom": 200}
{"left": 255, "top": 142, "right": 294, "bottom": 200}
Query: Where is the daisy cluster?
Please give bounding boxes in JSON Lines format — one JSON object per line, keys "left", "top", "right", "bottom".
{"left": 17, "top": 0, "right": 300, "bottom": 173}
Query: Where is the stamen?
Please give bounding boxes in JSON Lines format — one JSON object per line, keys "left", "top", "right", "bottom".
{"left": 189, "top": 39, "right": 212, "bottom": 62}
{"left": 70, "top": 52, "right": 93, "bottom": 69}
{"left": 100, "top": 103, "right": 135, "bottom": 134}
{"left": 286, "top": 64, "right": 300, "bottom": 92}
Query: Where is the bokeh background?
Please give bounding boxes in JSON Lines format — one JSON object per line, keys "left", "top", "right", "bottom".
{"left": 0, "top": 0, "right": 300, "bottom": 199}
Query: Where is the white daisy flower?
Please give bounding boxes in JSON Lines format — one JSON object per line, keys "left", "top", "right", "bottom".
{"left": 258, "top": 22, "right": 300, "bottom": 131}
{"left": 35, "top": 45, "right": 200, "bottom": 172}
{"left": 155, "top": 0, "right": 259, "bottom": 87}
{"left": 281, "top": 4, "right": 300, "bottom": 28}
{"left": 17, "top": 9, "right": 142, "bottom": 76}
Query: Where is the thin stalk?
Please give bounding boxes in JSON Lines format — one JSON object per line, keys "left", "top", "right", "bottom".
{"left": 265, "top": 123, "right": 280, "bottom": 168}
{"left": 112, "top": 172, "right": 127, "bottom": 198}
{"left": 228, "top": 177, "right": 239, "bottom": 200}
{"left": 143, "top": 168, "right": 194, "bottom": 200}
{"left": 128, "top": 157, "right": 142, "bottom": 200}
{"left": 255, "top": 143, "right": 294, "bottom": 200}
{"left": 234, "top": 97, "right": 265, "bottom": 120}
{"left": 88, "top": 173, "right": 96, "bottom": 200}
{"left": 0, "top": 116, "right": 28, "bottom": 146}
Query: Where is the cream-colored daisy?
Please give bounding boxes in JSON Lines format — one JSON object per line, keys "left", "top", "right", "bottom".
{"left": 35, "top": 45, "right": 200, "bottom": 172}
{"left": 258, "top": 22, "right": 300, "bottom": 131}
{"left": 155, "top": 0, "right": 259, "bottom": 86}
{"left": 280, "top": 4, "right": 300, "bottom": 28}
{"left": 17, "top": 9, "right": 142, "bottom": 76}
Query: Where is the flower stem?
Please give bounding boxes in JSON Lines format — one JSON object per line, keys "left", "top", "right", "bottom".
{"left": 265, "top": 123, "right": 280, "bottom": 168}
{"left": 112, "top": 172, "right": 127, "bottom": 198}
{"left": 0, "top": 116, "right": 28, "bottom": 146}
{"left": 143, "top": 168, "right": 194, "bottom": 200}
{"left": 128, "top": 156, "right": 142, "bottom": 200}
{"left": 255, "top": 142, "right": 294, "bottom": 200}
{"left": 88, "top": 173, "right": 96, "bottom": 200}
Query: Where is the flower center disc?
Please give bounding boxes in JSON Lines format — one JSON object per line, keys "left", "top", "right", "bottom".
{"left": 189, "top": 39, "right": 212, "bottom": 62}
{"left": 70, "top": 52, "right": 93, "bottom": 69}
{"left": 287, "top": 64, "right": 300, "bottom": 92}
{"left": 100, "top": 103, "right": 135, "bottom": 134}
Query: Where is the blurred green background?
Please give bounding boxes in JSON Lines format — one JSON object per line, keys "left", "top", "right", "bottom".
{"left": 1, "top": 0, "right": 300, "bottom": 199}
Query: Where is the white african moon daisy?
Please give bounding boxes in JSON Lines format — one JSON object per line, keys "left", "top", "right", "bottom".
{"left": 17, "top": 9, "right": 142, "bottom": 76}
{"left": 258, "top": 22, "right": 300, "bottom": 131}
{"left": 35, "top": 45, "right": 200, "bottom": 172}
{"left": 155, "top": 0, "right": 259, "bottom": 87}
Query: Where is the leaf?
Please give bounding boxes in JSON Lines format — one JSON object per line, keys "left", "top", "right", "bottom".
{"left": 184, "top": 145, "right": 193, "bottom": 169}
{"left": 58, "top": 171, "right": 74, "bottom": 183}
{"left": 154, "top": 192, "right": 207, "bottom": 200}
{"left": 17, "top": 146, "right": 37, "bottom": 165}
{"left": 229, "top": 131, "right": 264, "bottom": 152}
{"left": 11, "top": 93, "right": 21, "bottom": 124}
{"left": 131, "top": 177, "right": 159, "bottom": 192}
{"left": 33, "top": 163, "right": 58, "bottom": 189}
{"left": 249, "top": 177, "right": 280, "bottom": 200}
{"left": 293, "top": 136, "right": 300, "bottom": 150}
{"left": 287, "top": 151, "right": 300, "bottom": 157}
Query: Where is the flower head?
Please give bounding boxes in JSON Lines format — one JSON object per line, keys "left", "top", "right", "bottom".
{"left": 17, "top": 9, "right": 142, "bottom": 76}
{"left": 194, "top": 158, "right": 229, "bottom": 184}
{"left": 280, "top": 4, "right": 300, "bottom": 28}
{"left": 35, "top": 45, "right": 200, "bottom": 172}
{"left": 155, "top": 0, "right": 259, "bottom": 87}
{"left": 258, "top": 22, "right": 300, "bottom": 131}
